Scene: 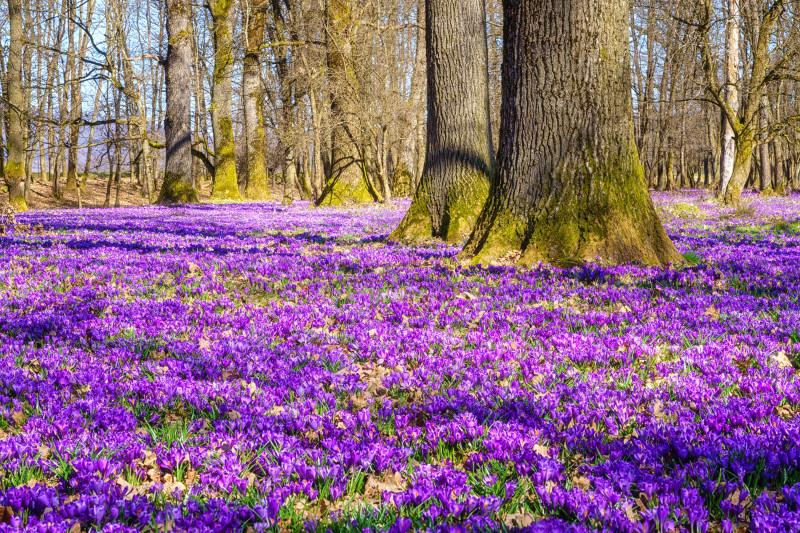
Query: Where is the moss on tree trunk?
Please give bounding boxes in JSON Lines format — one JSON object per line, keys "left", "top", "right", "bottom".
{"left": 4, "top": 0, "right": 28, "bottom": 211}
{"left": 461, "top": 0, "right": 682, "bottom": 268}
{"left": 243, "top": 0, "right": 272, "bottom": 201}
{"left": 391, "top": 0, "right": 494, "bottom": 244}
{"left": 208, "top": 0, "right": 242, "bottom": 202}
{"left": 158, "top": 0, "right": 199, "bottom": 205}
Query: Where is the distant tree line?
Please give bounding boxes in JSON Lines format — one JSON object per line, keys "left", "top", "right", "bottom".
{"left": 1, "top": 0, "right": 799, "bottom": 264}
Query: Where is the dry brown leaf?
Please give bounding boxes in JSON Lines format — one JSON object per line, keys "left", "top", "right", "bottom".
{"left": 364, "top": 470, "right": 405, "bottom": 499}
{"left": 504, "top": 513, "right": 535, "bottom": 528}
{"left": 572, "top": 476, "right": 591, "bottom": 490}
{"left": 143, "top": 451, "right": 157, "bottom": 467}
{"left": 625, "top": 505, "right": 637, "bottom": 521}
{"left": 11, "top": 411, "right": 25, "bottom": 426}
{"left": 0, "top": 506, "right": 15, "bottom": 525}
{"left": 704, "top": 306, "right": 720, "bottom": 321}
{"left": 533, "top": 445, "right": 550, "bottom": 458}
{"left": 772, "top": 351, "right": 795, "bottom": 370}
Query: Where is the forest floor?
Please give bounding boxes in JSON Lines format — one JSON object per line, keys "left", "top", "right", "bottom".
{"left": 0, "top": 191, "right": 799, "bottom": 532}
{"left": 21, "top": 175, "right": 218, "bottom": 210}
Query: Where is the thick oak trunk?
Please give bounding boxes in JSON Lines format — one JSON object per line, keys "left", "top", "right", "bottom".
{"left": 462, "top": 0, "right": 681, "bottom": 267}
{"left": 4, "top": 0, "right": 27, "bottom": 211}
{"left": 158, "top": 0, "right": 199, "bottom": 204}
{"left": 391, "top": 0, "right": 494, "bottom": 244}
{"left": 208, "top": 0, "right": 242, "bottom": 201}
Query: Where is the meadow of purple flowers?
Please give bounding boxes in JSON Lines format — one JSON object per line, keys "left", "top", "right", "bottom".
{"left": 0, "top": 191, "right": 799, "bottom": 533}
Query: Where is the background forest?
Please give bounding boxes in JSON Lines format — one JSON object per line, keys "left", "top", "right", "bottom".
{"left": 1, "top": 0, "right": 799, "bottom": 211}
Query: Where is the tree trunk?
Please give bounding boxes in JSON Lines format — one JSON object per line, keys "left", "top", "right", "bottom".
{"left": 667, "top": 152, "right": 675, "bottom": 191}
{"left": 282, "top": 145, "right": 297, "bottom": 206}
{"left": 158, "top": 0, "right": 199, "bottom": 204}
{"left": 461, "top": 0, "right": 681, "bottom": 267}
{"left": 316, "top": 0, "right": 375, "bottom": 206}
{"left": 243, "top": 0, "right": 272, "bottom": 200}
{"left": 3, "top": 0, "right": 28, "bottom": 210}
{"left": 103, "top": 145, "right": 114, "bottom": 208}
{"left": 718, "top": 0, "right": 740, "bottom": 201}
{"left": 758, "top": 96, "right": 771, "bottom": 191}
{"left": 82, "top": 88, "right": 103, "bottom": 187}
{"left": 208, "top": 0, "right": 242, "bottom": 201}
{"left": 391, "top": 0, "right": 493, "bottom": 243}
{"left": 308, "top": 92, "right": 325, "bottom": 198}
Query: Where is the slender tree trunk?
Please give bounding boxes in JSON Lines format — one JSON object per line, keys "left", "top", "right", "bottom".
{"left": 391, "top": 0, "right": 493, "bottom": 243}
{"left": 667, "top": 152, "right": 675, "bottom": 191}
{"left": 316, "top": 0, "right": 374, "bottom": 206}
{"left": 82, "top": 87, "right": 103, "bottom": 187}
{"left": 379, "top": 126, "right": 392, "bottom": 203}
{"left": 758, "top": 95, "right": 772, "bottom": 191}
{"left": 300, "top": 158, "right": 315, "bottom": 202}
{"left": 3, "top": 0, "right": 28, "bottom": 210}
{"left": 282, "top": 145, "right": 297, "bottom": 206}
{"left": 308, "top": 92, "right": 325, "bottom": 198}
{"left": 243, "top": 0, "right": 272, "bottom": 200}
{"left": 207, "top": 0, "right": 242, "bottom": 201}
{"left": 103, "top": 144, "right": 114, "bottom": 208}
{"left": 158, "top": 0, "right": 199, "bottom": 204}
{"left": 114, "top": 146, "right": 122, "bottom": 208}
{"left": 719, "top": 0, "right": 749, "bottom": 204}
{"left": 461, "top": 0, "right": 681, "bottom": 267}
{"left": 719, "top": 0, "right": 740, "bottom": 201}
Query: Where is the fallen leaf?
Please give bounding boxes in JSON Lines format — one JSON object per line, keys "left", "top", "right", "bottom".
{"left": 533, "top": 445, "right": 550, "bottom": 458}
{"left": 772, "top": 351, "right": 795, "bottom": 370}
{"left": 0, "top": 506, "right": 14, "bottom": 525}
{"left": 504, "top": 513, "right": 535, "bottom": 528}
{"left": 11, "top": 411, "right": 25, "bottom": 426}
{"left": 572, "top": 476, "right": 591, "bottom": 490}
{"left": 704, "top": 306, "right": 720, "bottom": 320}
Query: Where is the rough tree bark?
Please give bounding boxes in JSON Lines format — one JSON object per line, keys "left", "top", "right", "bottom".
{"left": 207, "top": 0, "right": 242, "bottom": 201}
{"left": 316, "top": 0, "right": 375, "bottom": 206}
{"left": 158, "top": 0, "right": 199, "bottom": 203}
{"left": 391, "top": 0, "right": 494, "bottom": 244}
{"left": 243, "top": 0, "right": 272, "bottom": 200}
{"left": 461, "top": 0, "right": 682, "bottom": 267}
{"left": 4, "top": 0, "right": 27, "bottom": 211}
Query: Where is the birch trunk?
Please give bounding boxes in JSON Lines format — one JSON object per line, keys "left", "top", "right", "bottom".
{"left": 718, "top": 0, "right": 740, "bottom": 200}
